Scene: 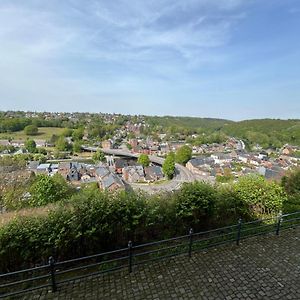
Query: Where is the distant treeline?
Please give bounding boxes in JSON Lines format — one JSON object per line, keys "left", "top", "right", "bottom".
{"left": 146, "top": 116, "right": 300, "bottom": 148}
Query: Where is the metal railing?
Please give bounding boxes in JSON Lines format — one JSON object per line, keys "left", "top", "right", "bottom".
{"left": 1, "top": 210, "right": 300, "bottom": 298}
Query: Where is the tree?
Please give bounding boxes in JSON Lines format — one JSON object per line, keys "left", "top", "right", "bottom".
{"left": 138, "top": 154, "right": 150, "bottom": 167}
{"left": 24, "top": 125, "right": 38, "bottom": 136}
{"left": 175, "top": 145, "right": 192, "bottom": 165}
{"left": 281, "top": 169, "right": 300, "bottom": 196}
{"left": 29, "top": 174, "right": 74, "bottom": 206}
{"left": 72, "top": 128, "right": 84, "bottom": 141}
{"left": 175, "top": 181, "right": 217, "bottom": 228}
{"left": 92, "top": 150, "right": 106, "bottom": 163}
{"left": 55, "top": 136, "right": 70, "bottom": 151}
{"left": 25, "top": 139, "right": 37, "bottom": 153}
{"left": 162, "top": 152, "right": 175, "bottom": 179}
{"left": 73, "top": 141, "right": 82, "bottom": 153}
{"left": 234, "top": 175, "right": 286, "bottom": 217}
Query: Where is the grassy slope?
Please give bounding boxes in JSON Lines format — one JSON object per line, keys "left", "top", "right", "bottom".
{"left": 0, "top": 127, "right": 66, "bottom": 140}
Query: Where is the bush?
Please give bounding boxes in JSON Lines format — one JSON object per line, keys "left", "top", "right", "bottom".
{"left": 24, "top": 125, "right": 38, "bottom": 136}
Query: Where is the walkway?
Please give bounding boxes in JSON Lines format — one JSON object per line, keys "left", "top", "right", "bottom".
{"left": 12, "top": 227, "right": 300, "bottom": 299}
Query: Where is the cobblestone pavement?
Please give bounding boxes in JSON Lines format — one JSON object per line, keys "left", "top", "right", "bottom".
{"left": 10, "top": 227, "right": 300, "bottom": 299}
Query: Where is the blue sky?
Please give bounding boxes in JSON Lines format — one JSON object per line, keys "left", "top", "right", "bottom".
{"left": 0, "top": 0, "right": 299, "bottom": 120}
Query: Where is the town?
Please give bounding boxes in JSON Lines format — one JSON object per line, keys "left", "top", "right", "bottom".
{"left": 1, "top": 111, "right": 299, "bottom": 195}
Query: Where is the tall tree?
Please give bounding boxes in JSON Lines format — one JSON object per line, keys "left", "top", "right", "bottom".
{"left": 162, "top": 152, "right": 175, "bottom": 179}
{"left": 25, "top": 139, "right": 37, "bottom": 153}
{"left": 175, "top": 145, "right": 192, "bottom": 165}
{"left": 138, "top": 154, "right": 150, "bottom": 167}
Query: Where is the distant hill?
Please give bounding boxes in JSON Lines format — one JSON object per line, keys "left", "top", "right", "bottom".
{"left": 145, "top": 116, "right": 300, "bottom": 148}
{"left": 222, "top": 119, "right": 300, "bottom": 148}
{"left": 145, "top": 116, "right": 233, "bottom": 132}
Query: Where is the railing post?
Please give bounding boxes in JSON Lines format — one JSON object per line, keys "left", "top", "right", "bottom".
{"left": 188, "top": 228, "right": 193, "bottom": 258}
{"left": 236, "top": 218, "right": 242, "bottom": 246}
{"left": 48, "top": 256, "right": 57, "bottom": 292}
{"left": 128, "top": 241, "right": 133, "bottom": 273}
{"left": 276, "top": 212, "right": 282, "bottom": 235}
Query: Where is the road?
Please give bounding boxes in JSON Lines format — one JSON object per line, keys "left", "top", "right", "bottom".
{"left": 82, "top": 146, "right": 196, "bottom": 193}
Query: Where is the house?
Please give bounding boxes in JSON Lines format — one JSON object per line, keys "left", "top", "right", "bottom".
{"left": 67, "top": 165, "right": 80, "bottom": 181}
{"left": 114, "top": 159, "right": 128, "bottom": 174}
{"left": 211, "top": 153, "right": 232, "bottom": 165}
{"left": 58, "top": 162, "right": 72, "bottom": 177}
{"left": 238, "top": 154, "right": 249, "bottom": 164}
{"left": 144, "top": 165, "right": 164, "bottom": 182}
{"left": 186, "top": 158, "right": 214, "bottom": 176}
{"left": 100, "top": 173, "right": 124, "bottom": 191}
{"left": 81, "top": 174, "right": 97, "bottom": 183}
{"left": 95, "top": 166, "right": 110, "bottom": 180}
{"left": 36, "top": 163, "right": 51, "bottom": 174}
{"left": 102, "top": 140, "right": 112, "bottom": 149}
{"left": 258, "top": 166, "right": 285, "bottom": 181}
{"left": 123, "top": 165, "right": 145, "bottom": 183}
{"left": 27, "top": 161, "right": 39, "bottom": 172}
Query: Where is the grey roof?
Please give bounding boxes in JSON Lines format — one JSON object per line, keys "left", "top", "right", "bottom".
{"left": 95, "top": 167, "right": 110, "bottom": 177}
{"left": 28, "top": 161, "right": 39, "bottom": 170}
{"left": 37, "top": 163, "right": 51, "bottom": 170}
{"left": 145, "top": 165, "right": 163, "bottom": 177}
{"left": 189, "top": 157, "right": 214, "bottom": 167}
{"left": 102, "top": 174, "right": 123, "bottom": 189}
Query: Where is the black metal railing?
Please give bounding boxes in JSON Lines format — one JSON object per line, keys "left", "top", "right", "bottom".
{"left": 1, "top": 210, "right": 300, "bottom": 298}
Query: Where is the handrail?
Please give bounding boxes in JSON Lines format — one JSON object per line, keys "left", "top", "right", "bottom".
{"left": 1, "top": 210, "right": 300, "bottom": 298}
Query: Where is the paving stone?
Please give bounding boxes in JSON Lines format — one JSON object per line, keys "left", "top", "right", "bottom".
{"left": 5, "top": 227, "right": 300, "bottom": 299}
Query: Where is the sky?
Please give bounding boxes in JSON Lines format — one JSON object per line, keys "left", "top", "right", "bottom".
{"left": 0, "top": 0, "right": 299, "bottom": 120}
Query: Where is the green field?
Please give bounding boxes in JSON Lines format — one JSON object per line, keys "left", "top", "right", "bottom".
{"left": 0, "top": 127, "right": 66, "bottom": 140}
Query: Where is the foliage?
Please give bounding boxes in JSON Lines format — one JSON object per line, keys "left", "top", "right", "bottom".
{"left": 281, "top": 169, "right": 300, "bottom": 213}
{"left": 73, "top": 141, "right": 82, "bottom": 153}
{"left": 24, "top": 125, "right": 38, "bottom": 136}
{"left": 162, "top": 152, "right": 175, "bottom": 179}
{"left": 72, "top": 128, "right": 84, "bottom": 141}
{"left": 24, "top": 139, "right": 37, "bottom": 153}
{"left": 281, "top": 168, "right": 300, "bottom": 196}
{"left": 92, "top": 150, "right": 106, "bottom": 163}
{"left": 0, "top": 175, "right": 290, "bottom": 272}
{"left": 138, "top": 154, "right": 150, "bottom": 167}
{"left": 175, "top": 145, "right": 192, "bottom": 165}
{"left": 174, "top": 181, "right": 217, "bottom": 228}
{"left": 29, "top": 174, "right": 75, "bottom": 207}
{"left": 234, "top": 175, "right": 286, "bottom": 217}
{"left": 55, "top": 136, "right": 70, "bottom": 151}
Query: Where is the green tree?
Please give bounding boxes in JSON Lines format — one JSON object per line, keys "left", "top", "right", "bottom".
{"left": 24, "top": 139, "right": 37, "bottom": 153}
{"left": 234, "top": 175, "right": 286, "bottom": 217}
{"left": 72, "top": 128, "right": 84, "bottom": 141}
{"left": 138, "top": 154, "right": 150, "bottom": 167}
{"left": 24, "top": 125, "right": 38, "bottom": 136}
{"left": 73, "top": 141, "right": 82, "bottom": 153}
{"left": 162, "top": 152, "right": 175, "bottom": 179}
{"left": 92, "top": 150, "right": 106, "bottom": 163}
{"left": 281, "top": 169, "right": 300, "bottom": 196}
{"left": 175, "top": 145, "right": 192, "bottom": 165}
{"left": 29, "top": 174, "right": 74, "bottom": 206}
{"left": 61, "top": 128, "right": 73, "bottom": 137}
{"left": 175, "top": 181, "right": 217, "bottom": 228}
{"left": 55, "top": 136, "right": 70, "bottom": 151}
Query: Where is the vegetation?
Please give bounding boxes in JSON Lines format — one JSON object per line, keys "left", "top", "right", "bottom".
{"left": 24, "top": 125, "right": 38, "bottom": 136}
{"left": 24, "top": 139, "right": 37, "bottom": 153}
{"left": 281, "top": 168, "right": 300, "bottom": 212}
{"left": 0, "top": 173, "right": 292, "bottom": 272}
{"left": 175, "top": 145, "right": 192, "bottom": 165}
{"left": 138, "top": 154, "right": 150, "bottom": 167}
{"left": 162, "top": 152, "right": 175, "bottom": 179}
{"left": 92, "top": 150, "right": 106, "bottom": 163}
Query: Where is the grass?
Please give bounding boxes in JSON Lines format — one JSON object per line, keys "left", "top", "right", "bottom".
{"left": 0, "top": 127, "right": 66, "bottom": 140}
